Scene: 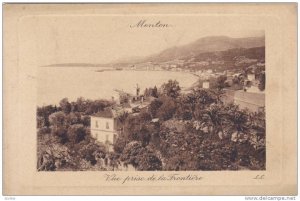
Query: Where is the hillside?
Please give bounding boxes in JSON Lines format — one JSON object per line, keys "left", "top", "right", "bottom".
{"left": 144, "top": 36, "right": 265, "bottom": 62}
{"left": 42, "top": 36, "right": 265, "bottom": 68}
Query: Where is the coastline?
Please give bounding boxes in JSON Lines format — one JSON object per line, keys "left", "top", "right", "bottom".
{"left": 37, "top": 68, "right": 199, "bottom": 107}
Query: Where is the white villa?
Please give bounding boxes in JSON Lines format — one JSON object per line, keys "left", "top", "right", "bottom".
{"left": 90, "top": 108, "right": 119, "bottom": 151}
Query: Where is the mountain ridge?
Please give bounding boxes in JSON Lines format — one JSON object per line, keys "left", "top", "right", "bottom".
{"left": 42, "top": 35, "right": 265, "bottom": 67}
{"left": 143, "top": 36, "right": 265, "bottom": 63}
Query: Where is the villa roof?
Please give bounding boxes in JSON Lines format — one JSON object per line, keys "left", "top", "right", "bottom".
{"left": 91, "top": 108, "right": 116, "bottom": 118}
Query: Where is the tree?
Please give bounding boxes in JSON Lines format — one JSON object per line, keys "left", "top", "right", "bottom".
{"left": 124, "top": 115, "right": 141, "bottom": 142}
{"left": 181, "top": 88, "right": 219, "bottom": 120}
{"left": 215, "top": 75, "right": 227, "bottom": 91}
{"left": 85, "top": 100, "right": 108, "bottom": 115}
{"left": 120, "top": 141, "right": 162, "bottom": 170}
{"left": 67, "top": 124, "right": 87, "bottom": 144}
{"left": 49, "top": 111, "right": 68, "bottom": 143}
{"left": 144, "top": 88, "right": 150, "bottom": 97}
{"left": 148, "top": 99, "right": 163, "bottom": 118}
{"left": 152, "top": 86, "right": 158, "bottom": 98}
{"left": 37, "top": 105, "right": 57, "bottom": 128}
{"left": 136, "top": 146, "right": 162, "bottom": 171}
{"left": 258, "top": 72, "right": 265, "bottom": 91}
{"left": 156, "top": 96, "right": 177, "bottom": 121}
{"left": 158, "top": 124, "right": 204, "bottom": 170}
{"left": 52, "top": 128, "right": 68, "bottom": 144}
{"left": 139, "top": 111, "right": 151, "bottom": 124}
{"left": 114, "top": 136, "right": 127, "bottom": 154}
{"left": 76, "top": 137, "right": 107, "bottom": 167}
{"left": 37, "top": 116, "right": 46, "bottom": 129}
{"left": 81, "top": 115, "right": 91, "bottom": 127}
{"left": 161, "top": 80, "right": 181, "bottom": 98}
{"left": 59, "top": 98, "right": 72, "bottom": 114}
{"left": 65, "top": 112, "right": 81, "bottom": 125}
{"left": 49, "top": 111, "right": 66, "bottom": 127}
{"left": 137, "top": 126, "right": 151, "bottom": 146}
{"left": 201, "top": 104, "right": 227, "bottom": 139}
{"left": 175, "top": 98, "right": 193, "bottom": 120}
{"left": 75, "top": 97, "right": 88, "bottom": 113}
{"left": 120, "top": 141, "right": 143, "bottom": 168}
{"left": 192, "top": 88, "right": 217, "bottom": 106}
{"left": 117, "top": 111, "right": 129, "bottom": 134}
{"left": 224, "top": 104, "right": 249, "bottom": 141}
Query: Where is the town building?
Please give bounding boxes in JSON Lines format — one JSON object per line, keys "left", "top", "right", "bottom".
{"left": 206, "top": 69, "right": 213, "bottom": 74}
{"left": 202, "top": 81, "right": 210, "bottom": 89}
{"left": 197, "top": 61, "right": 210, "bottom": 66}
{"left": 247, "top": 73, "right": 256, "bottom": 81}
{"left": 244, "top": 72, "right": 263, "bottom": 93}
{"left": 233, "top": 90, "right": 265, "bottom": 112}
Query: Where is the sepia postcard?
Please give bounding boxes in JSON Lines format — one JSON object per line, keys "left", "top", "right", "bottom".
{"left": 3, "top": 3, "right": 297, "bottom": 195}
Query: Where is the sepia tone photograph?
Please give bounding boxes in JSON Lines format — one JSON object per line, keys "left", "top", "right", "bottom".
{"left": 3, "top": 3, "right": 297, "bottom": 196}
{"left": 36, "top": 16, "right": 266, "bottom": 172}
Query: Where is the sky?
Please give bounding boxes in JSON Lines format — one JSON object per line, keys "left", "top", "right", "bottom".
{"left": 25, "top": 15, "right": 265, "bottom": 66}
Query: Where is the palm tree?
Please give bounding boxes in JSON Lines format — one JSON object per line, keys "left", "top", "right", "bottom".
{"left": 117, "top": 111, "right": 129, "bottom": 134}
{"left": 201, "top": 104, "right": 227, "bottom": 139}
{"left": 224, "top": 104, "right": 250, "bottom": 141}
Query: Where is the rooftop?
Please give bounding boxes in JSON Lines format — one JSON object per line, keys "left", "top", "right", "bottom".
{"left": 91, "top": 108, "right": 116, "bottom": 118}
{"left": 234, "top": 90, "right": 265, "bottom": 106}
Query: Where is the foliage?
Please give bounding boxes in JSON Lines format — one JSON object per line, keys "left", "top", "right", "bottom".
{"left": 156, "top": 96, "right": 177, "bottom": 120}
{"left": 59, "top": 98, "right": 72, "bottom": 114}
{"left": 120, "top": 141, "right": 162, "bottom": 170}
{"left": 160, "top": 80, "right": 181, "bottom": 98}
{"left": 215, "top": 75, "right": 228, "bottom": 91}
{"left": 144, "top": 86, "right": 158, "bottom": 98}
{"left": 37, "top": 78, "right": 266, "bottom": 171}
{"left": 148, "top": 99, "right": 163, "bottom": 118}
{"left": 67, "top": 124, "right": 87, "bottom": 144}
{"left": 258, "top": 72, "right": 265, "bottom": 91}
{"left": 37, "top": 105, "right": 58, "bottom": 128}
{"left": 37, "top": 126, "right": 51, "bottom": 136}
{"left": 114, "top": 136, "right": 127, "bottom": 154}
{"left": 37, "top": 97, "right": 116, "bottom": 171}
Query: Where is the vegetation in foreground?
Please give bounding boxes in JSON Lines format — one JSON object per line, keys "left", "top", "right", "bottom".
{"left": 37, "top": 78, "right": 265, "bottom": 171}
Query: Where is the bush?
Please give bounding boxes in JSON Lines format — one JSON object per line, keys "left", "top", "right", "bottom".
{"left": 120, "top": 141, "right": 162, "bottom": 171}
{"left": 156, "top": 96, "right": 177, "bottom": 120}
{"left": 67, "top": 124, "right": 87, "bottom": 144}
{"left": 38, "top": 127, "right": 51, "bottom": 135}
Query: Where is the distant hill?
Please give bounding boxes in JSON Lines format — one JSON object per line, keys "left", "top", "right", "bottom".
{"left": 192, "top": 46, "right": 265, "bottom": 62}
{"left": 186, "top": 46, "right": 265, "bottom": 72}
{"left": 42, "top": 36, "right": 265, "bottom": 68}
{"left": 143, "top": 36, "right": 265, "bottom": 62}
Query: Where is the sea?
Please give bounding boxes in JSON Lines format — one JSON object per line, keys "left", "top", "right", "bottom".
{"left": 37, "top": 67, "right": 199, "bottom": 106}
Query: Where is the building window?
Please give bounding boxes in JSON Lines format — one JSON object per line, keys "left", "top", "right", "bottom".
{"left": 105, "top": 134, "right": 109, "bottom": 142}
{"left": 95, "top": 133, "right": 98, "bottom": 139}
{"left": 95, "top": 121, "right": 99, "bottom": 128}
{"left": 106, "top": 122, "right": 109, "bottom": 129}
